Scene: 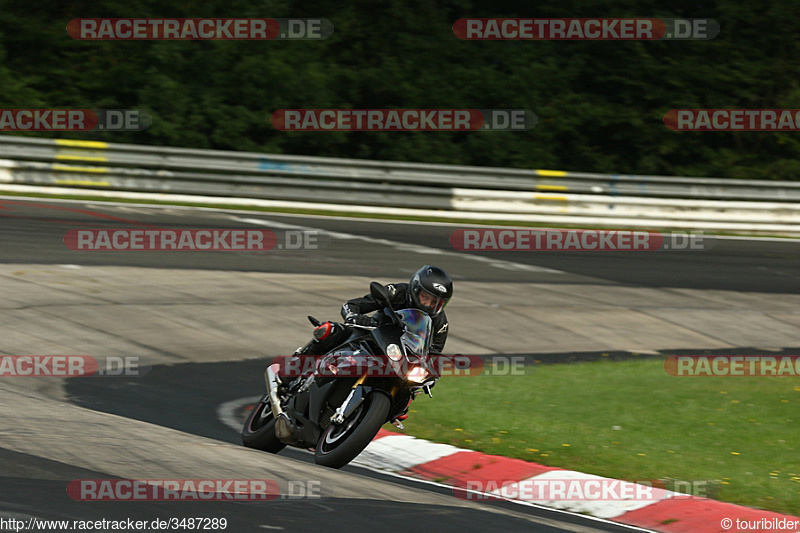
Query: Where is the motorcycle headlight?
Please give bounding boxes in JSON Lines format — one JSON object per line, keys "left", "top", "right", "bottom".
{"left": 386, "top": 343, "right": 403, "bottom": 362}
{"left": 406, "top": 366, "right": 429, "bottom": 383}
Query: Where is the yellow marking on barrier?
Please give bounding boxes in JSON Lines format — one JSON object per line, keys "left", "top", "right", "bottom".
{"left": 52, "top": 164, "right": 109, "bottom": 173}
{"left": 534, "top": 194, "right": 568, "bottom": 201}
{"left": 535, "top": 184, "right": 568, "bottom": 191}
{"left": 55, "top": 154, "right": 108, "bottom": 162}
{"left": 55, "top": 139, "right": 108, "bottom": 149}
{"left": 536, "top": 169, "right": 567, "bottom": 177}
{"left": 55, "top": 179, "right": 111, "bottom": 187}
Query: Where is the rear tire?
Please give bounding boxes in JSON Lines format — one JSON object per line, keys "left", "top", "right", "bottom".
{"left": 241, "top": 400, "right": 287, "bottom": 453}
{"left": 314, "top": 392, "right": 391, "bottom": 469}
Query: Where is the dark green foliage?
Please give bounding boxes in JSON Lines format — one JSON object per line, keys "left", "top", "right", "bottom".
{"left": 2, "top": 0, "right": 798, "bottom": 179}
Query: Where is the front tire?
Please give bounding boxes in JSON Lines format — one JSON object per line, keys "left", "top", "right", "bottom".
{"left": 314, "top": 392, "right": 391, "bottom": 469}
{"left": 241, "top": 400, "right": 287, "bottom": 453}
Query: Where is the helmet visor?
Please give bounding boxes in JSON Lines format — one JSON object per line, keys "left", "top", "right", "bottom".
{"left": 418, "top": 288, "right": 446, "bottom": 315}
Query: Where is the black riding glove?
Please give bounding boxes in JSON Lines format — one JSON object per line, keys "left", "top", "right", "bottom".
{"left": 345, "top": 313, "right": 377, "bottom": 327}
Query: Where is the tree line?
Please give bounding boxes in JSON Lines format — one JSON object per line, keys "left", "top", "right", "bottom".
{"left": 2, "top": 0, "right": 799, "bottom": 179}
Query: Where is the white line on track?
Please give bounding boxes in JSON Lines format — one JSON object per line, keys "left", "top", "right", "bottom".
{"left": 217, "top": 396, "right": 262, "bottom": 433}
{"left": 1, "top": 193, "right": 797, "bottom": 242}
{"left": 231, "top": 216, "right": 565, "bottom": 274}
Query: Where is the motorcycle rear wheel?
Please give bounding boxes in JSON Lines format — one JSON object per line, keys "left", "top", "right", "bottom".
{"left": 241, "top": 400, "right": 287, "bottom": 453}
{"left": 314, "top": 392, "right": 391, "bottom": 469}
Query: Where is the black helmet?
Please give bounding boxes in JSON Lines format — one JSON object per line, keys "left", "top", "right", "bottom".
{"left": 408, "top": 265, "right": 453, "bottom": 316}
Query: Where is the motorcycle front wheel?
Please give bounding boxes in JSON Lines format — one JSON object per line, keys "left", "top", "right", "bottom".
{"left": 314, "top": 392, "right": 391, "bottom": 469}
{"left": 241, "top": 400, "right": 287, "bottom": 453}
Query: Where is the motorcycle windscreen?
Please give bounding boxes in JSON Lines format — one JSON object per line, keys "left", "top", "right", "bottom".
{"left": 396, "top": 308, "right": 432, "bottom": 356}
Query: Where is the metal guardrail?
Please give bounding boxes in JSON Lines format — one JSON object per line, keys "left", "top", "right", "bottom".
{"left": 0, "top": 135, "right": 799, "bottom": 233}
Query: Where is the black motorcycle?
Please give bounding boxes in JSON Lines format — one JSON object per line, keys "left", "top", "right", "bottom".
{"left": 242, "top": 282, "right": 439, "bottom": 469}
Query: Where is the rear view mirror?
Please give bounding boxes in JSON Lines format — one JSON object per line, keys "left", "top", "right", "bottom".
{"left": 370, "top": 282, "right": 391, "bottom": 308}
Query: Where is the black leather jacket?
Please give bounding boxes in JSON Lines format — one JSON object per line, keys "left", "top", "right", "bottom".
{"left": 340, "top": 282, "right": 449, "bottom": 355}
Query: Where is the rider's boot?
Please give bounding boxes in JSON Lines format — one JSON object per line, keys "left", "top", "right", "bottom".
{"left": 283, "top": 341, "right": 316, "bottom": 390}
{"left": 391, "top": 397, "right": 414, "bottom": 430}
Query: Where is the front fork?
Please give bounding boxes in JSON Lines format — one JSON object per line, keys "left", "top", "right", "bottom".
{"left": 330, "top": 374, "right": 367, "bottom": 424}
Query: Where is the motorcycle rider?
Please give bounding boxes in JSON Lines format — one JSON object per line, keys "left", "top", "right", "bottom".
{"left": 268, "top": 265, "right": 453, "bottom": 435}
{"left": 338, "top": 264, "right": 452, "bottom": 355}
{"left": 294, "top": 265, "right": 452, "bottom": 356}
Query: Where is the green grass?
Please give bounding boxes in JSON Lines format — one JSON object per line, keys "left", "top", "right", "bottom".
{"left": 393, "top": 359, "right": 800, "bottom": 515}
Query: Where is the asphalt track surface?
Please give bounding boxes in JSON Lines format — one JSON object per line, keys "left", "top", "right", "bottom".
{"left": 0, "top": 448, "right": 579, "bottom": 532}
{"left": 0, "top": 197, "right": 798, "bottom": 292}
{"left": 1, "top": 197, "right": 799, "bottom": 532}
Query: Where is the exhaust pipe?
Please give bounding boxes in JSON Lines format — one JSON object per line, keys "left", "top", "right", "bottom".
{"left": 264, "top": 363, "right": 296, "bottom": 442}
{"left": 264, "top": 364, "right": 285, "bottom": 419}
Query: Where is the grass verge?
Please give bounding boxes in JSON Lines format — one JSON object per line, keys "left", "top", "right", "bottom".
{"left": 391, "top": 359, "right": 800, "bottom": 515}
